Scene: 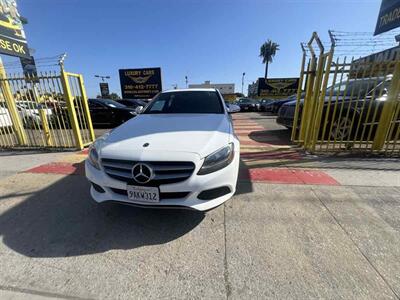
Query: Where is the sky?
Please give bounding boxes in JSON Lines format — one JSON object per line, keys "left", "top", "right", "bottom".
{"left": 4, "top": 0, "right": 384, "bottom": 97}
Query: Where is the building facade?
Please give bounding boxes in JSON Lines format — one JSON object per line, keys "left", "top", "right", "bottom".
{"left": 189, "top": 81, "right": 235, "bottom": 95}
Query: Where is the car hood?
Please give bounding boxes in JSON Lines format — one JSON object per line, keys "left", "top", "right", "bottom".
{"left": 99, "top": 114, "right": 232, "bottom": 159}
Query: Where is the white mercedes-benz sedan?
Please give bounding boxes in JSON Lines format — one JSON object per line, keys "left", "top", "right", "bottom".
{"left": 85, "top": 89, "right": 240, "bottom": 211}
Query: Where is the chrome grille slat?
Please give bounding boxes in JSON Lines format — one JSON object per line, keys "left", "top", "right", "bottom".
{"left": 151, "top": 165, "right": 193, "bottom": 171}
{"left": 104, "top": 168, "right": 131, "bottom": 179}
{"left": 101, "top": 158, "right": 195, "bottom": 185}
{"left": 154, "top": 172, "right": 192, "bottom": 180}
{"left": 101, "top": 161, "right": 134, "bottom": 170}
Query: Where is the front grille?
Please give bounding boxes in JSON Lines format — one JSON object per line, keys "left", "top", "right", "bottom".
{"left": 101, "top": 158, "right": 195, "bottom": 186}
{"left": 110, "top": 188, "right": 190, "bottom": 200}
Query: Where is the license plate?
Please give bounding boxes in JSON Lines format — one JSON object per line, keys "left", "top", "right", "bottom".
{"left": 126, "top": 185, "right": 160, "bottom": 203}
{"left": 244, "top": 107, "right": 248, "bottom": 110}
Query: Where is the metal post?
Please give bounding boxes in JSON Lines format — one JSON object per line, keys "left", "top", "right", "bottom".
{"left": 372, "top": 61, "right": 400, "bottom": 151}
{"left": 291, "top": 43, "right": 307, "bottom": 142}
{"left": 60, "top": 70, "right": 84, "bottom": 150}
{"left": 241, "top": 72, "right": 245, "bottom": 95}
{"left": 79, "top": 74, "right": 95, "bottom": 143}
{"left": 0, "top": 58, "right": 27, "bottom": 145}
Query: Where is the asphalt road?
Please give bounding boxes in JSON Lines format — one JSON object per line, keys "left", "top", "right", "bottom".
{"left": 0, "top": 112, "right": 399, "bottom": 299}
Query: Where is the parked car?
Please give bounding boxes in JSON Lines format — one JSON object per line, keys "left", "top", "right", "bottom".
{"left": 237, "top": 98, "right": 259, "bottom": 112}
{"left": 117, "top": 99, "right": 148, "bottom": 109}
{"left": 225, "top": 101, "right": 240, "bottom": 113}
{"left": 259, "top": 99, "right": 274, "bottom": 112}
{"left": 88, "top": 98, "right": 136, "bottom": 127}
{"left": 276, "top": 77, "right": 394, "bottom": 140}
{"left": 85, "top": 89, "right": 240, "bottom": 211}
{"left": 0, "top": 102, "right": 12, "bottom": 129}
{"left": 269, "top": 95, "right": 300, "bottom": 114}
{"left": 15, "top": 101, "right": 53, "bottom": 128}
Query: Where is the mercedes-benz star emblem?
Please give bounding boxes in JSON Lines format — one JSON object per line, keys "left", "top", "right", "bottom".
{"left": 132, "top": 163, "right": 154, "bottom": 184}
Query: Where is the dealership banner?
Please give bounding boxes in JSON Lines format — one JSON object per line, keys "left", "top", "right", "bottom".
{"left": 119, "top": 67, "right": 162, "bottom": 99}
{"left": 99, "top": 82, "right": 110, "bottom": 97}
{"left": 0, "top": 0, "right": 30, "bottom": 58}
{"left": 258, "top": 77, "right": 299, "bottom": 97}
{"left": 20, "top": 55, "right": 37, "bottom": 76}
{"left": 374, "top": 0, "right": 400, "bottom": 35}
{"left": 350, "top": 46, "right": 400, "bottom": 78}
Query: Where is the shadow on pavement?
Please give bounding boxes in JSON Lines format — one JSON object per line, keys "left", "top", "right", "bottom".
{"left": 235, "top": 160, "right": 253, "bottom": 196}
{"left": 248, "top": 129, "right": 294, "bottom": 146}
{"left": 0, "top": 174, "right": 205, "bottom": 258}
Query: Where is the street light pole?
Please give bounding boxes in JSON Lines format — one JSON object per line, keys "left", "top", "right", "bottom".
{"left": 185, "top": 76, "right": 188, "bottom": 88}
{"left": 241, "top": 72, "right": 245, "bottom": 95}
{"left": 95, "top": 75, "right": 110, "bottom": 82}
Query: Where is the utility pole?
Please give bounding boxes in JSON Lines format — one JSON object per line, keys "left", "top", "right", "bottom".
{"left": 185, "top": 76, "right": 188, "bottom": 88}
{"left": 241, "top": 72, "right": 246, "bottom": 95}
{"left": 58, "top": 53, "right": 67, "bottom": 72}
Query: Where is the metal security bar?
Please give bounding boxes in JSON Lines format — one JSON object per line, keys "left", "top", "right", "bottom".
{"left": 292, "top": 32, "right": 400, "bottom": 156}
{"left": 0, "top": 70, "right": 94, "bottom": 150}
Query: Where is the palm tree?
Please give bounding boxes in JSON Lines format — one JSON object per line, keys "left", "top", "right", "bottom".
{"left": 259, "top": 40, "right": 279, "bottom": 78}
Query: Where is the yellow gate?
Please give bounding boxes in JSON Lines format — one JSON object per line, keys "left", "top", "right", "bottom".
{"left": 0, "top": 68, "right": 94, "bottom": 150}
{"left": 291, "top": 32, "right": 400, "bottom": 156}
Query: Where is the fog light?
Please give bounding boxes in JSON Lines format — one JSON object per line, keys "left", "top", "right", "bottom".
{"left": 91, "top": 182, "right": 105, "bottom": 193}
{"left": 198, "top": 186, "right": 231, "bottom": 200}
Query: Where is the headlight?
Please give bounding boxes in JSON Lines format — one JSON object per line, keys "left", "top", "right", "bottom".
{"left": 198, "top": 143, "right": 234, "bottom": 175}
{"left": 87, "top": 131, "right": 110, "bottom": 169}
{"left": 88, "top": 144, "right": 100, "bottom": 170}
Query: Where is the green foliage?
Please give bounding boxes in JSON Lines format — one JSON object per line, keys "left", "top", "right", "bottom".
{"left": 259, "top": 39, "right": 279, "bottom": 64}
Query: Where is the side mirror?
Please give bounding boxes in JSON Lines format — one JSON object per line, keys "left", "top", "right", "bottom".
{"left": 135, "top": 106, "right": 144, "bottom": 114}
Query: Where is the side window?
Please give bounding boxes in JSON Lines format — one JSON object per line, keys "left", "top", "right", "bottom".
{"left": 89, "top": 101, "right": 102, "bottom": 108}
{"left": 150, "top": 100, "right": 166, "bottom": 112}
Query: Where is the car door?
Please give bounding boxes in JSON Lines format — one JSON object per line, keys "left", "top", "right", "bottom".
{"left": 89, "top": 100, "right": 109, "bottom": 125}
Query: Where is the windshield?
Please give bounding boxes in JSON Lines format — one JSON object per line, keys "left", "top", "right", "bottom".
{"left": 17, "top": 101, "right": 40, "bottom": 109}
{"left": 100, "top": 99, "right": 126, "bottom": 108}
{"left": 143, "top": 91, "right": 224, "bottom": 114}
{"left": 328, "top": 79, "right": 383, "bottom": 97}
{"left": 238, "top": 99, "right": 255, "bottom": 104}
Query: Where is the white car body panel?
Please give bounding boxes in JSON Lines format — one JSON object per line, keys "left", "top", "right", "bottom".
{"left": 0, "top": 107, "right": 12, "bottom": 127}
{"left": 101, "top": 114, "right": 231, "bottom": 158}
{"left": 85, "top": 89, "right": 240, "bottom": 211}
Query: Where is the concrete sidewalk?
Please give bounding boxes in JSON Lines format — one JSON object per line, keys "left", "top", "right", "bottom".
{"left": 0, "top": 174, "right": 399, "bottom": 299}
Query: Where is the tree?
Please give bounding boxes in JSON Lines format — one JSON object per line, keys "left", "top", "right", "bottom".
{"left": 109, "top": 93, "right": 120, "bottom": 100}
{"left": 259, "top": 39, "right": 279, "bottom": 79}
{"left": 97, "top": 93, "right": 120, "bottom": 100}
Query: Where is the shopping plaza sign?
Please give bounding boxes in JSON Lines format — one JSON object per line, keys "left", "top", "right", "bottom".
{"left": 375, "top": 0, "right": 400, "bottom": 35}
{"left": 0, "top": 0, "right": 29, "bottom": 58}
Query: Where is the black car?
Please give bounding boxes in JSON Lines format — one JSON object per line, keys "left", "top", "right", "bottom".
{"left": 236, "top": 98, "right": 260, "bottom": 112}
{"left": 269, "top": 94, "right": 300, "bottom": 114}
{"left": 88, "top": 98, "right": 136, "bottom": 127}
{"left": 276, "top": 78, "right": 393, "bottom": 140}
{"left": 259, "top": 99, "right": 274, "bottom": 112}
{"left": 117, "top": 99, "right": 148, "bottom": 109}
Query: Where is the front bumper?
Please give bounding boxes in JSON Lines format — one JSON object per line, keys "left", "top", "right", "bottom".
{"left": 85, "top": 151, "right": 240, "bottom": 211}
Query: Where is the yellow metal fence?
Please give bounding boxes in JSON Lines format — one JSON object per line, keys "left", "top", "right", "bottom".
{"left": 0, "top": 70, "right": 94, "bottom": 150}
{"left": 291, "top": 32, "right": 400, "bottom": 156}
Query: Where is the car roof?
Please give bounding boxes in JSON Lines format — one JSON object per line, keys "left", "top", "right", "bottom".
{"left": 163, "top": 88, "right": 217, "bottom": 93}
